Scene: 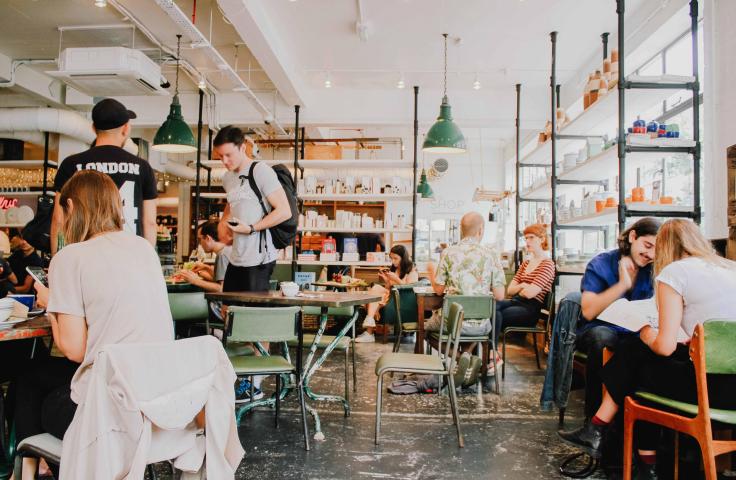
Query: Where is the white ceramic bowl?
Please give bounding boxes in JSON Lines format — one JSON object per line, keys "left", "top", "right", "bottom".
{"left": 280, "top": 282, "right": 300, "bottom": 297}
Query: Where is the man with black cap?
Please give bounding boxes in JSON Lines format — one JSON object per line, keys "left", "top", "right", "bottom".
{"left": 50, "top": 98, "right": 158, "bottom": 254}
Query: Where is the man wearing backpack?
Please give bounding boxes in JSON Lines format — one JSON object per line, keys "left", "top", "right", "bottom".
{"left": 214, "top": 126, "right": 292, "bottom": 292}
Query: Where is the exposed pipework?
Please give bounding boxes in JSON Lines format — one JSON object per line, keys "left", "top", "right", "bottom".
{"left": 0, "top": 59, "right": 57, "bottom": 88}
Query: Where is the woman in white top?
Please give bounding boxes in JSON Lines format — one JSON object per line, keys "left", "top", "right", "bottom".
{"left": 559, "top": 219, "right": 736, "bottom": 474}
{"left": 15, "top": 170, "right": 173, "bottom": 480}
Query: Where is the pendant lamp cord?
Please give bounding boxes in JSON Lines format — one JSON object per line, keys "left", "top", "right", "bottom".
{"left": 442, "top": 33, "right": 448, "bottom": 98}
{"left": 175, "top": 34, "right": 182, "bottom": 96}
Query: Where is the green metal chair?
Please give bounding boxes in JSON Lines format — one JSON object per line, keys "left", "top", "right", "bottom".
{"left": 389, "top": 285, "right": 421, "bottom": 353}
{"left": 501, "top": 291, "right": 556, "bottom": 380}
{"left": 624, "top": 320, "right": 736, "bottom": 480}
{"left": 225, "top": 306, "right": 309, "bottom": 448}
{"left": 168, "top": 292, "right": 209, "bottom": 331}
{"left": 287, "top": 306, "right": 357, "bottom": 402}
{"left": 375, "top": 302, "right": 465, "bottom": 447}
{"left": 428, "top": 295, "right": 499, "bottom": 394}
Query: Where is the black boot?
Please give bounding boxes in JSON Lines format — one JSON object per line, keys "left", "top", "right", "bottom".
{"left": 557, "top": 420, "right": 606, "bottom": 459}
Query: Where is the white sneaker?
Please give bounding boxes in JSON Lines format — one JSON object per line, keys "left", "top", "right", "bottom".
{"left": 355, "top": 331, "right": 375, "bottom": 343}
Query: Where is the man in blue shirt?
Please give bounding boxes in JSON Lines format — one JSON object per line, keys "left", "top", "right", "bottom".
{"left": 576, "top": 217, "right": 660, "bottom": 419}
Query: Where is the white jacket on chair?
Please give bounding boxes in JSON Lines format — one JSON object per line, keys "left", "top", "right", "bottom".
{"left": 60, "top": 336, "right": 244, "bottom": 479}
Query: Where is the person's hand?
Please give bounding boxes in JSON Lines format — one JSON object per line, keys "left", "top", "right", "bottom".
{"left": 176, "top": 269, "right": 201, "bottom": 285}
{"left": 226, "top": 218, "right": 253, "bottom": 235}
{"left": 618, "top": 257, "right": 638, "bottom": 291}
{"left": 34, "top": 281, "right": 49, "bottom": 309}
{"left": 191, "top": 262, "right": 208, "bottom": 273}
{"left": 639, "top": 325, "right": 657, "bottom": 348}
{"left": 425, "top": 261, "right": 437, "bottom": 279}
{"left": 385, "top": 271, "right": 401, "bottom": 284}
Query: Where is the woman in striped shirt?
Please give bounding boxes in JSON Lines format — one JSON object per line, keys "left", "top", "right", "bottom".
{"left": 492, "top": 223, "right": 555, "bottom": 374}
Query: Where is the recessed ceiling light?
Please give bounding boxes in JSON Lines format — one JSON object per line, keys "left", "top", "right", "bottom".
{"left": 324, "top": 72, "right": 332, "bottom": 88}
{"left": 397, "top": 78, "right": 405, "bottom": 89}
{"left": 94, "top": 0, "right": 107, "bottom": 6}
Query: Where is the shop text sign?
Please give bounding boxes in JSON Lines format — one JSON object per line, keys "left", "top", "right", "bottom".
{"left": 0, "top": 196, "right": 19, "bottom": 210}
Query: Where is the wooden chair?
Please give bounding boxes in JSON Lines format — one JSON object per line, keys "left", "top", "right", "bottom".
{"left": 623, "top": 320, "right": 736, "bottom": 480}
{"left": 501, "top": 291, "right": 555, "bottom": 380}
{"left": 374, "top": 303, "right": 465, "bottom": 447}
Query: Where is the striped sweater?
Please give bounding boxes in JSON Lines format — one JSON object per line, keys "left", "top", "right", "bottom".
{"left": 513, "top": 258, "right": 556, "bottom": 304}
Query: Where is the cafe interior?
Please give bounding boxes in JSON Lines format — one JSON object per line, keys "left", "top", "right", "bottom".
{"left": 0, "top": 0, "right": 735, "bottom": 478}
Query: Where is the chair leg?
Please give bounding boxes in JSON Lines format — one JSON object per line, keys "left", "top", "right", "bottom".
{"left": 297, "top": 374, "right": 310, "bottom": 451}
{"left": 533, "top": 332, "right": 541, "bottom": 369}
{"left": 351, "top": 324, "right": 357, "bottom": 392}
{"left": 489, "top": 336, "right": 499, "bottom": 394}
{"left": 558, "top": 407, "right": 566, "bottom": 429}
{"left": 623, "top": 400, "right": 636, "bottom": 480}
{"left": 344, "top": 348, "right": 350, "bottom": 403}
{"left": 275, "top": 374, "right": 281, "bottom": 429}
{"left": 501, "top": 331, "right": 507, "bottom": 380}
{"left": 697, "top": 434, "right": 718, "bottom": 480}
{"left": 674, "top": 431, "right": 679, "bottom": 480}
{"left": 375, "top": 373, "right": 384, "bottom": 445}
{"left": 447, "top": 372, "right": 464, "bottom": 448}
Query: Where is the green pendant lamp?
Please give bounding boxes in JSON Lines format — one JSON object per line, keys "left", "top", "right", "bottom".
{"left": 423, "top": 34, "right": 466, "bottom": 154}
{"left": 153, "top": 35, "right": 196, "bottom": 154}
{"left": 416, "top": 169, "right": 433, "bottom": 198}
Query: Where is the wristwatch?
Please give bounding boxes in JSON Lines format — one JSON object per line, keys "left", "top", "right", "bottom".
{"left": 249, "top": 224, "right": 257, "bottom": 235}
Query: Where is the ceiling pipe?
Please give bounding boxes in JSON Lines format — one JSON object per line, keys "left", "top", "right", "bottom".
{"left": 151, "top": 0, "right": 286, "bottom": 134}
{"left": 0, "top": 108, "right": 137, "bottom": 158}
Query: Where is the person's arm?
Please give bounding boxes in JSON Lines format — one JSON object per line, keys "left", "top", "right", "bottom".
{"left": 7, "top": 272, "right": 17, "bottom": 285}
{"left": 517, "top": 260, "right": 555, "bottom": 300}
{"left": 176, "top": 269, "right": 223, "bottom": 293}
{"left": 425, "top": 259, "right": 446, "bottom": 296}
{"left": 581, "top": 257, "right": 636, "bottom": 321}
{"left": 14, "top": 274, "right": 33, "bottom": 293}
{"left": 50, "top": 200, "right": 64, "bottom": 256}
{"left": 218, "top": 204, "right": 234, "bottom": 246}
{"left": 640, "top": 282, "right": 683, "bottom": 356}
{"left": 506, "top": 263, "right": 526, "bottom": 296}
{"left": 142, "top": 199, "right": 157, "bottom": 246}
{"left": 226, "top": 188, "right": 291, "bottom": 235}
{"left": 35, "top": 282, "right": 87, "bottom": 363}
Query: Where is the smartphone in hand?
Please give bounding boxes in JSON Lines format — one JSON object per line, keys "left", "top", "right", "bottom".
{"left": 26, "top": 266, "right": 49, "bottom": 287}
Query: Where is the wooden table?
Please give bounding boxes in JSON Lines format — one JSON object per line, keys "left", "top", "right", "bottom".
{"left": 206, "top": 290, "right": 382, "bottom": 446}
{"left": 310, "top": 281, "right": 369, "bottom": 291}
{"left": 413, "top": 287, "right": 444, "bottom": 354}
{"left": 0, "top": 315, "right": 51, "bottom": 342}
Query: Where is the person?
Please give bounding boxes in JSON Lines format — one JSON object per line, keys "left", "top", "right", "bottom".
{"left": 214, "top": 126, "right": 291, "bottom": 292}
{"left": 355, "top": 244, "right": 419, "bottom": 343}
{"left": 0, "top": 228, "right": 10, "bottom": 256}
{"left": 7, "top": 232, "right": 43, "bottom": 294}
{"left": 559, "top": 219, "right": 736, "bottom": 479}
{"left": 577, "top": 217, "right": 660, "bottom": 418}
{"left": 176, "top": 220, "right": 232, "bottom": 295}
{"left": 0, "top": 254, "right": 16, "bottom": 298}
{"left": 14, "top": 170, "right": 173, "bottom": 480}
{"left": 425, "top": 211, "right": 505, "bottom": 338}
{"left": 493, "top": 223, "right": 555, "bottom": 374}
{"left": 50, "top": 98, "right": 158, "bottom": 254}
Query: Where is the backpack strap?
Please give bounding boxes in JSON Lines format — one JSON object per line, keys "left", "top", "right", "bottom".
{"left": 244, "top": 161, "right": 268, "bottom": 254}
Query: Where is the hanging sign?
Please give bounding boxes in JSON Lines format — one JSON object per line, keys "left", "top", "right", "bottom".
{"left": 0, "top": 197, "right": 19, "bottom": 210}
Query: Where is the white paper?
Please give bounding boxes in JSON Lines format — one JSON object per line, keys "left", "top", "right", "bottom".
{"left": 598, "top": 298, "right": 688, "bottom": 342}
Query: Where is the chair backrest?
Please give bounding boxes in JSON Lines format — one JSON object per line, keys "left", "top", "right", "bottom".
{"left": 391, "top": 284, "right": 420, "bottom": 325}
{"left": 443, "top": 302, "right": 465, "bottom": 365}
{"left": 168, "top": 292, "right": 209, "bottom": 322}
{"left": 703, "top": 319, "right": 736, "bottom": 374}
{"left": 227, "top": 306, "right": 300, "bottom": 343}
{"left": 442, "top": 295, "right": 494, "bottom": 321}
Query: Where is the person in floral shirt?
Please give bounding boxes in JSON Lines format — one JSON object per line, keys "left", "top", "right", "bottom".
{"left": 426, "top": 211, "right": 506, "bottom": 337}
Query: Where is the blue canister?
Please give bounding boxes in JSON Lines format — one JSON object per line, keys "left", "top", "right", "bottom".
{"left": 647, "top": 121, "right": 658, "bottom": 134}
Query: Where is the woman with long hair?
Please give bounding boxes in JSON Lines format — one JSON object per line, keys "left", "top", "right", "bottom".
{"left": 492, "top": 223, "right": 555, "bottom": 373}
{"left": 355, "top": 244, "right": 418, "bottom": 343}
{"left": 559, "top": 219, "right": 736, "bottom": 476}
{"left": 14, "top": 170, "right": 173, "bottom": 479}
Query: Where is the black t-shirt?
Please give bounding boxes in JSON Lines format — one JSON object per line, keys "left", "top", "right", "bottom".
{"left": 54, "top": 145, "right": 158, "bottom": 236}
{"left": 8, "top": 250, "right": 43, "bottom": 286}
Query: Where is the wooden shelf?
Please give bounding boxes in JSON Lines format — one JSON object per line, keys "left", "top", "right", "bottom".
{"left": 0, "top": 191, "right": 55, "bottom": 197}
{"left": 298, "top": 227, "right": 411, "bottom": 234}
{"left": 300, "top": 194, "right": 412, "bottom": 202}
{"left": 0, "top": 160, "right": 58, "bottom": 169}
{"left": 559, "top": 204, "right": 694, "bottom": 227}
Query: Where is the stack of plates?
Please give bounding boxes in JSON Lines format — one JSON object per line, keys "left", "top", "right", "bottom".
{"left": 0, "top": 297, "right": 20, "bottom": 326}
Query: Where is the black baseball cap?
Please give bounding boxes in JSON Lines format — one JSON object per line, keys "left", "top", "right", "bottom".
{"left": 91, "top": 98, "right": 137, "bottom": 131}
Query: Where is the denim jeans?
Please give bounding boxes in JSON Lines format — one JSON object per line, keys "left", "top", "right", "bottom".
{"left": 540, "top": 292, "right": 581, "bottom": 412}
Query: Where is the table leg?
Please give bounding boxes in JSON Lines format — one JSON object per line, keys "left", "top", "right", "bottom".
{"left": 416, "top": 296, "right": 425, "bottom": 354}
{"left": 300, "top": 307, "right": 358, "bottom": 441}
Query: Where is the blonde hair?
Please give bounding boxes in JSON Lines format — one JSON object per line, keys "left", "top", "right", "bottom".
{"left": 653, "top": 219, "right": 734, "bottom": 276}
{"left": 523, "top": 223, "right": 549, "bottom": 251}
{"left": 60, "top": 170, "right": 123, "bottom": 245}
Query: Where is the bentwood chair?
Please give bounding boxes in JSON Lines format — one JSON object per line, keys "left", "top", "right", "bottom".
{"left": 287, "top": 306, "right": 358, "bottom": 402}
{"left": 427, "top": 295, "right": 499, "bottom": 394}
{"left": 501, "top": 291, "right": 556, "bottom": 380}
{"left": 375, "top": 302, "right": 465, "bottom": 447}
{"left": 225, "top": 306, "right": 310, "bottom": 449}
{"left": 623, "top": 320, "right": 736, "bottom": 480}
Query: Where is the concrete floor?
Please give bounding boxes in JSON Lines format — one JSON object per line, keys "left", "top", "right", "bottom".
{"left": 225, "top": 336, "right": 603, "bottom": 480}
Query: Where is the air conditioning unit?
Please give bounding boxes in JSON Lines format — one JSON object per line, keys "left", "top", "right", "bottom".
{"left": 47, "top": 47, "right": 168, "bottom": 96}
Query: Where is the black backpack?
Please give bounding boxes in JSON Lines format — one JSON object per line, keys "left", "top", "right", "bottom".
{"left": 22, "top": 195, "right": 54, "bottom": 253}
{"left": 247, "top": 162, "right": 298, "bottom": 250}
